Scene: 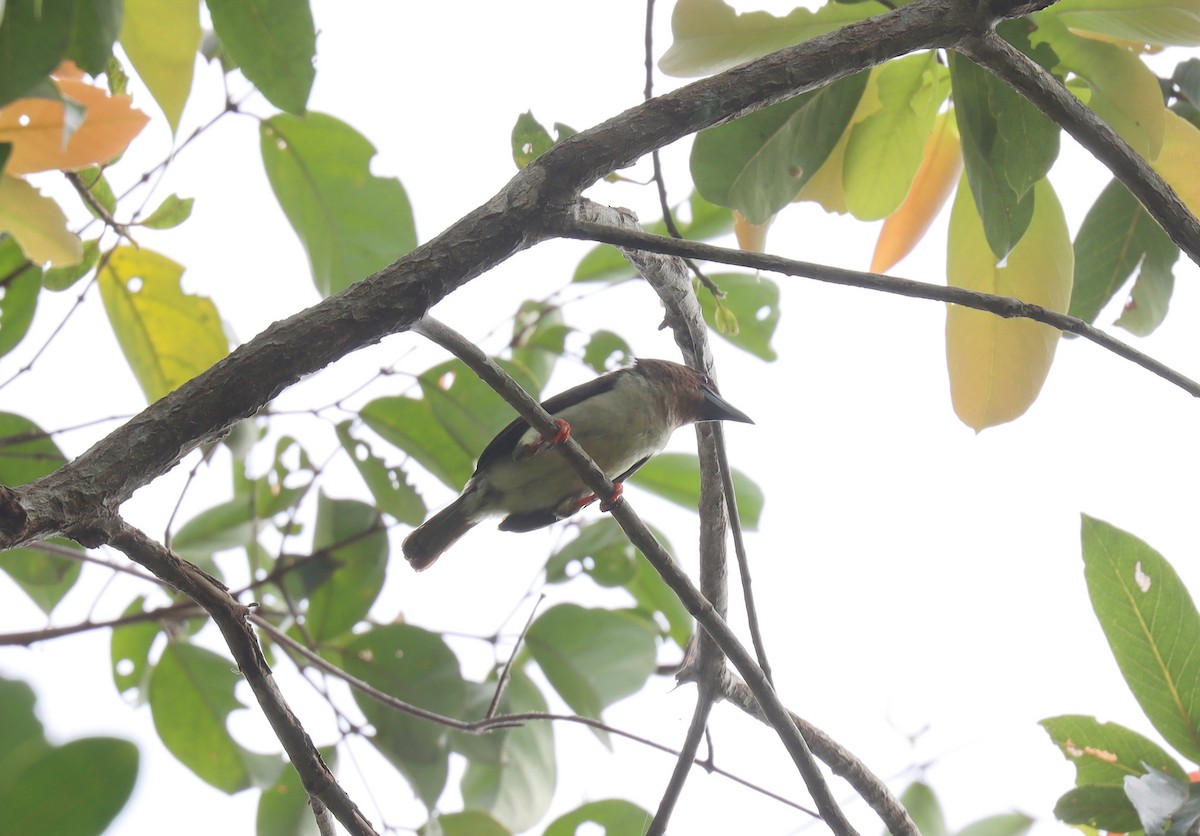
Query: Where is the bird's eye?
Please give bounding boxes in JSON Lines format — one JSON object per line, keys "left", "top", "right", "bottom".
{"left": 697, "top": 372, "right": 712, "bottom": 386}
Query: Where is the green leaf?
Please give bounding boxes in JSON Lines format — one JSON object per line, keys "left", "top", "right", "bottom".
{"left": 581, "top": 330, "right": 632, "bottom": 373}
{"left": 335, "top": 421, "right": 425, "bottom": 525}
{"left": 1054, "top": 784, "right": 1142, "bottom": 832}
{"left": 207, "top": 0, "right": 314, "bottom": 114}
{"left": 957, "top": 814, "right": 1035, "bottom": 836}
{"left": 334, "top": 624, "right": 467, "bottom": 808}
{"left": 1046, "top": 0, "right": 1200, "bottom": 47}
{"left": 67, "top": 0, "right": 122, "bottom": 75}
{"left": 301, "top": 495, "right": 387, "bottom": 642}
{"left": 1071, "top": 179, "right": 1178, "bottom": 331}
{"left": 510, "top": 300, "right": 565, "bottom": 390}
{"left": 149, "top": 641, "right": 260, "bottom": 792}
{"left": 43, "top": 238, "right": 99, "bottom": 292}
{"left": 525, "top": 604, "right": 658, "bottom": 730}
{"left": 0, "top": 238, "right": 41, "bottom": 358}
{"left": 461, "top": 670, "right": 556, "bottom": 831}
{"left": 0, "top": 0, "right": 76, "bottom": 107}
{"left": 423, "top": 811, "right": 512, "bottom": 836}
{"left": 691, "top": 70, "right": 869, "bottom": 224}
{"left": 1116, "top": 232, "right": 1177, "bottom": 336}
{"left": 695, "top": 273, "right": 780, "bottom": 361}
{"left": 1081, "top": 515, "right": 1200, "bottom": 763}
{"left": 625, "top": 543, "right": 693, "bottom": 650}
{"left": 256, "top": 748, "right": 336, "bottom": 836}
{"left": 630, "top": 452, "right": 763, "bottom": 530}
{"left": 139, "top": 194, "right": 194, "bottom": 230}
{"left": 73, "top": 167, "right": 116, "bottom": 218}
{"left": 361, "top": 395, "right": 475, "bottom": 490}
{"left": 261, "top": 112, "right": 416, "bottom": 296}
{"left": 659, "top": 0, "right": 884, "bottom": 77}
{"left": 545, "top": 799, "right": 652, "bottom": 835}
{"left": 900, "top": 782, "right": 947, "bottom": 836}
{"left": 0, "top": 537, "right": 81, "bottom": 614}
{"left": 0, "top": 737, "right": 138, "bottom": 836}
{"left": 1041, "top": 714, "right": 1187, "bottom": 787}
{"left": 97, "top": 246, "right": 229, "bottom": 403}
{"left": 844, "top": 52, "right": 950, "bottom": 220}
{"left": 0, "top": 675, "right": 47, "bottom": 767}
{"left": 1031, "top": 15, "right": 1164, "bottom": 160}
{"left": 120, "top": 0, "right": 200, "bottom": 133}
{"left": 418, "top": 358, "right": 542, "bottom": 463}
{"left": 111, "top": 596, "right": 160, "bottom": 699}
{"left": 949, "top": 51, "right": 1060, "bottom": 259}
{"left": 511, "top": 111, "right": 574, "bottom": 169}
{"left": 172, "top": 498, "right": 257, "bottom": 560}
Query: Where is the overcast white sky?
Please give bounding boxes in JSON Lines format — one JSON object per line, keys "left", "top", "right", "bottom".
{"left": 4, "top": 2, "right": 1200, "bottom": 834}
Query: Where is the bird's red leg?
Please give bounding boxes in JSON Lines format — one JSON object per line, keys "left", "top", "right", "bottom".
{"left": 598, "top": 482, "right": 623, "bottom": 512}
{"left": 517, "top": 418, "right": 571, "bottom": 459}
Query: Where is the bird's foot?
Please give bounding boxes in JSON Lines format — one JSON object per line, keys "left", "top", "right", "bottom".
{"left": 516, "top": 418, "right": 571, "bottom": 460}
{"left": 598, "top": 482, "right": 623, "bottom": 512}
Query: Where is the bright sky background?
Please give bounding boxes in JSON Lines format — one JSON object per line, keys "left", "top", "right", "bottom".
{"left": 3, "top": 1, "right": 1200, "bottom": 834}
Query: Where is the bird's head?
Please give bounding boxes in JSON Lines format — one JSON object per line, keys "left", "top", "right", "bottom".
{"left": 634, "top": 359, "right": 754, "bottom": 427}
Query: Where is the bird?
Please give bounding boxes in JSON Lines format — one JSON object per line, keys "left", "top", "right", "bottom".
{"left": 402, "top": 358, "right": 753, "bottom": 570}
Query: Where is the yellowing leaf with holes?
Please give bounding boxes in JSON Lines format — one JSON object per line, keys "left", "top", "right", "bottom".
{"left": 946, "top": 177, "right": 1073, "bottom": 430}
{"left": 1151, "top": 110, "right": 1200, "bottom": 214}
{"left": 871, "top": 111, "right": 962, "bottom": 273}
{"left": 0, "top": 175, "right": 83, "bottom": 266}
{"left": 0, "top": 76, "right": 149, "bottom": 174}
{"left": 98, "top": 247, "right": 228, "bottom": 403}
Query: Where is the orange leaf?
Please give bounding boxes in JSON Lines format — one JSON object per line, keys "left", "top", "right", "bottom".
{"left": 732, "top": 210, "right": 771, "bottom": 252}
{"left": 0, "top": 76, "right": 149, "bottom": 175}
{"left": 870, "top": 110, "right": 962, "bottom": 273}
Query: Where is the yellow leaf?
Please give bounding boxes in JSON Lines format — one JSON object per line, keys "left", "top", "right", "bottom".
{"left": 794, "top": 67, "right": 882, "bottom": 214}
{"left": 870, "top": 111, "right": 962, "bottom": 273}
{"left": 946, "top": 177, "right": 1073, "bottom": 431}
{"left": 732, "top": 210, "right": 771, "bottom": 252}
{"left": 0, "top": 175, "right": 83, "bottom": 266}
{"left": 1151, "top": 110, "right": 1200, "bottom": 213}
{"left": 98, "top": 247, "right": 228, "bottom": 403}
{"left": 0, "top": 74, "right": 150, "bottom": 175}
{"left": 120, "top": 0, "right": 201, "bottom": 134}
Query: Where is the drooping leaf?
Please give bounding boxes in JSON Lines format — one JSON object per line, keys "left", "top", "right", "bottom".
{"left": 0, "top": 176, "right": 83, "bottom": 266}
{"left": 261, "top": 112, "right": 416, "bottom": 296}
{"left": 695, "top": 273, "right": 780, "bottom": 361}
{"left": 97, "top": 246, "right": 228, "bottom": 402}
{"left": 900, "top": 782, "right": 948, "bottom": 836}
{"left": 335, "top": 421, "right": 425, "bottom": 525}
{"left": 119, "top": 0, "right": 200, "bottom": 133}
{"left": 949, "top": 52, "right": 1060, "bottom": 259}
{"left": 0, "top": 1, "right": 77, "bottom": 107}
{"left": 0, "top": 237, "right": 41, "bottom": 356}
{"left": 1070, "top": 178, "right": 1178, "bottom": 333}
{"left": 659, "top": 0, "right": 884, "bottom": 77}
{"left": 206, "top": 0, "right": 315, "bottom": 115}
{"left": 1152, "top": 110, "right": 1200, "bottom": 217}
{"left": 302, "top": 494, "right": 387, "bottom": 643}
{"left": 1041, "top": 714, "right": 1186, "bottom": 786}
{"left": 946, "top": 177, "right": 1073, "bottom": 430}
{"left": 361, "top": 394, "right": 476, "bottom": 490}
{"left": 0, "top": 77, "right": 149, "bottom": 175}
{"left": 149, "top": 641, "right": 261, "bottom": 792}
{"left": 1081, "top": 515, "right": 1200, "bottom": 764}
{"left": 843, "top": 51, "right": 950, "bottom": 220}
{"left": 68, "top": 0, "right": 123, "bottom": 75}
{"left": 1031, "top": 14, "right": 1164, "bottom": 160}
{"left": 42, "top": 238, "right": 98, "bottom": 292}
{"left": 334, "top": 624, "right": 468, "bottom": 808}
{"left": 630, "top": 452, "right": 763, "bottom": 530}
{"left": 871, "top": 110, "right": 963, "bottom": 273}
{"left": 544, "top": 799, "right": 653, "bottom": 836}
{"left": 525, "top": 604, "right": 657, "bottom": 735}
{"left": 691, "top": 70, "right": 869, "bottom": 224}
{"left": 1046, "top": 0, "right": 1200, "bottom": 47}
{"left": 171, "top": 497, "right": 259, "bottom": 560}
{"left": 461, "top": 670, "right": 556, "bottom": 831}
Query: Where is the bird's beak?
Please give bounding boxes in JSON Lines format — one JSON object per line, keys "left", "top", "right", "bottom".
{"left": 699, "top": 386, "right": 754, "bottom": 424}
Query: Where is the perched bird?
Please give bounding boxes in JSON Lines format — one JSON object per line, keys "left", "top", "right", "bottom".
{"left": 402, "top": 358, "right": 753, "bottom": 570}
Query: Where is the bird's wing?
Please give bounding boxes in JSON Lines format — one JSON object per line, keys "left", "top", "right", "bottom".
{"left": 473, "top": 372, "right": 622, "bottom": 473}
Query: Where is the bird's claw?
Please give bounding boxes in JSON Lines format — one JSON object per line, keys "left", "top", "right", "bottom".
{"left": 599, "top": 482, "right": 623, "bottom": 512}
{"left": 517, "top": 418, "right": 571, "bottom": 460}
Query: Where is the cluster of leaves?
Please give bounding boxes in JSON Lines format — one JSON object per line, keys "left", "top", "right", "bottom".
{"left": 0, "top": 1, "right": 781, "bottom": 832}
{"left": 662, "top": 0, "right": 1200, "bottom": 429}
{"left": 1043, "top": 517, "right": 1200, "bottom": 834}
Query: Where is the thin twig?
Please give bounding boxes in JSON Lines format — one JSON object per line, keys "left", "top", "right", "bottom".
{"left": 486, "top": 594, "right": 544, "bottom": 720}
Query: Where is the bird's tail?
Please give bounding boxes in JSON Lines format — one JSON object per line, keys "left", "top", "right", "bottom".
{"left": 402, "top": 490, "right": 485, "bottom": 571}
